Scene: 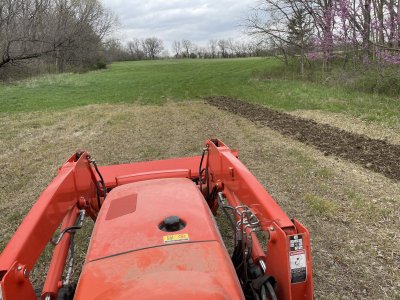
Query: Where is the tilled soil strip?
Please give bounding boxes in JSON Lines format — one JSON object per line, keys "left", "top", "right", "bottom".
{"left": 205, "top": 96, "right": 400, "bottom": 181}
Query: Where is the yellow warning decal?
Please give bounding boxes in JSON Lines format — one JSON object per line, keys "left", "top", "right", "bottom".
{"left": 163, "top": 233, "right": 190, "bottom": 243}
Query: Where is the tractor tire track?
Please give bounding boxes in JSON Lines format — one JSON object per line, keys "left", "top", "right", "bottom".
{"left": 205, "top": 96, "right": 400, "bottom": 181}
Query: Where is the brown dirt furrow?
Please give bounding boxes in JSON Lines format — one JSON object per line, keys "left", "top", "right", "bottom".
{"left": 205, "top": 96, "right": 400, "bottom": 181}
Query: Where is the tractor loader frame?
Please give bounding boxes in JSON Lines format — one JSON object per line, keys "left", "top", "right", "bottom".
{"left": 0, "top": 139, "right": 313, "bottom": 300}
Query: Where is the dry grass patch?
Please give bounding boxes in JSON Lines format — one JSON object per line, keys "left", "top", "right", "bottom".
{"left": 0, "top": 101, "right": 399, "bottom": 299}
{"left": 304, "top": 194, "right": 338, "bottom": 217}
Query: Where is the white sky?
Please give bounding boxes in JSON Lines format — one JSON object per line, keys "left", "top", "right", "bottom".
{"left": 101, "top": 0, "right": 256, "bottom": 50}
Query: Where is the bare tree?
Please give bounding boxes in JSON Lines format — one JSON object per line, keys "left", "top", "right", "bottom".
{"left": 0, "top": 0, "right": 51, "bottom": 69}
{"left": 172, "top": 40, "right": 182, "bottom": 58}
{"left": 362, "top": 0, "right": 372, "bottom": 60}
{"left": 142, "top": 37, "right": 164, "bottom": 59}
{"left": 104, "top": 38, "right": 129, "bottom": 62}
{"left": 190, "top": 44, "right": 199, "bottom": 58}
{"left": 287, "top": 6, "right": 313, "bottom": 74}
{"left": 208, "top": 40, "right": 218, "bottom": 58}
{"left": 245, "top": 0, "right": 312, "bottom": 73}
{"left": 197, "top": 47, "right": 207, "bottom": 58}
{"left": 127, "top": 38, "right": 144, "bottom": 60}
{"left": 233, "top": 41, "right": 249, "bottom": 57}
{"left": 0, "top": 0, "right": 115, "bottom": 73}
{"left": 49, "top": 0, "right": 115, "bottom": 71}
{"left": 218, "top": 39, "right": 228, "bottom": 57}
{"left": 226, "top": 38, "right": 236, "bottom": 57}
{"left": 181, "top": 39, "right": 192, "bottom": 57}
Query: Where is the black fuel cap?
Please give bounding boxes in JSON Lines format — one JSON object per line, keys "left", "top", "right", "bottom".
{"left": 159, "top": 215, "right": 186, "bottom": 232}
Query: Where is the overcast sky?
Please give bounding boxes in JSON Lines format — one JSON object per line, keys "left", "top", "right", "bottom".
{"left": 101, "top": 0, "right": 256, "bottom": 50}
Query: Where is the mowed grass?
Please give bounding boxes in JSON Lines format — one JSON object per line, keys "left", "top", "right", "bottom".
{"left": 0, "top": 58, "right": 398, "bottom": 128}
{"left": 1, "top": 102, "right": 399, "bottom": 298}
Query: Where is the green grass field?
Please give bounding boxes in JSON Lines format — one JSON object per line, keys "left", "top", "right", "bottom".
{"left": 0, "top": 58, "right": 398, "bottom": 127}
{"left": 1, "top": 58, "right": 399, "bottom": 299}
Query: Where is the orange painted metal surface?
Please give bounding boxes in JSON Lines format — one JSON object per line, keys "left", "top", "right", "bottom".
{"left": 206, "top": 140, "right": 295, "bottom": 229}
{"left": 205, "top": 139, "right": 314, "bottom": 300}
{"left": 115, "top": 169, "right": 191, "bottom": 185}
{"left": 0, "top": 152, "right": 98, "bottom": 300}
{"left": 75, "top": 243, "right": 244, "bottom": 300}
{"left": 75, "top": 178, "right": 244, "bottom": 299}
{"left": 41, "top": 206, "right": 79, "bottom": 299}
{"left": 98, "top": 156, "right": 203, "bottom": 188}
{"left": 98, "top": 151, "right": 237, "bottom": 188}
{"left": 84, "top": 178, "right": 223, "bottom": 260}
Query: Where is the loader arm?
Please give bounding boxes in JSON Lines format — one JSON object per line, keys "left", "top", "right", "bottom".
{"left": 205, "top": 139, "right": 313, "bottom": 299}
{"left": 0, "top": 152, "right": 98, "bottom": 299}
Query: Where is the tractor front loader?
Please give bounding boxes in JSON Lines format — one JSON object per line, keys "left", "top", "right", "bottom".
{"left": 0, "top": 139, "right": 313, "bottom": 299}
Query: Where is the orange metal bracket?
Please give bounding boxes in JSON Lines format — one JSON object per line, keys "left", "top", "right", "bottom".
{"left": 0, "top": 153, "right": 98, "bottom": 300}
{"left": 205, "top": 139, "right": 314, "bottom": 300}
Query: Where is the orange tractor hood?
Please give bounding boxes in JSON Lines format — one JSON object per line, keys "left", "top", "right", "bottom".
{"left": 74, "top": 178, "right": 244, "bottom": 299}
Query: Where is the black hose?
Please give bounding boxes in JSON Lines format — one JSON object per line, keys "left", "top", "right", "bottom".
{"left": 266, "top": 281, "right": 277, "bottom": 300}
{"left": 95, "top": 181, "right": 102, "bottom": 210}
{"left": 220, "top": 205, "right": 236, "bottom": 231}
{"left": 59, "top": 225, "right": 81, "bottom": 236}
{"left": 52, "top": 210, "right": 85, "bottom": 245}
{"left": 199, "top": 149, "right": 206, "bottom": 193}
{"left": 92, "top": 160, "right": 107, "bottom": 201}
{"left": 205, "top": 167, "right": 210, "bottom": 199}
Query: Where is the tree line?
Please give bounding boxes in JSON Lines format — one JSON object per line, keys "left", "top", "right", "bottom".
{"left": 104, "top": 38, "right": 269, "bottom": 61}
{"left": 171, "top": 39, "right": 265, "bottom": 58}
{"left": 246, "top": 0, "right": 400, "bottom": 73}
{"left": 0, "top": 0, "right": 115, "bottom": 79}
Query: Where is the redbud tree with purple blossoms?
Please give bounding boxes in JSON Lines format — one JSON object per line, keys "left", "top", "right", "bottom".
{"left": 246, "top": 0, "right": 400, "bottom": 73}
